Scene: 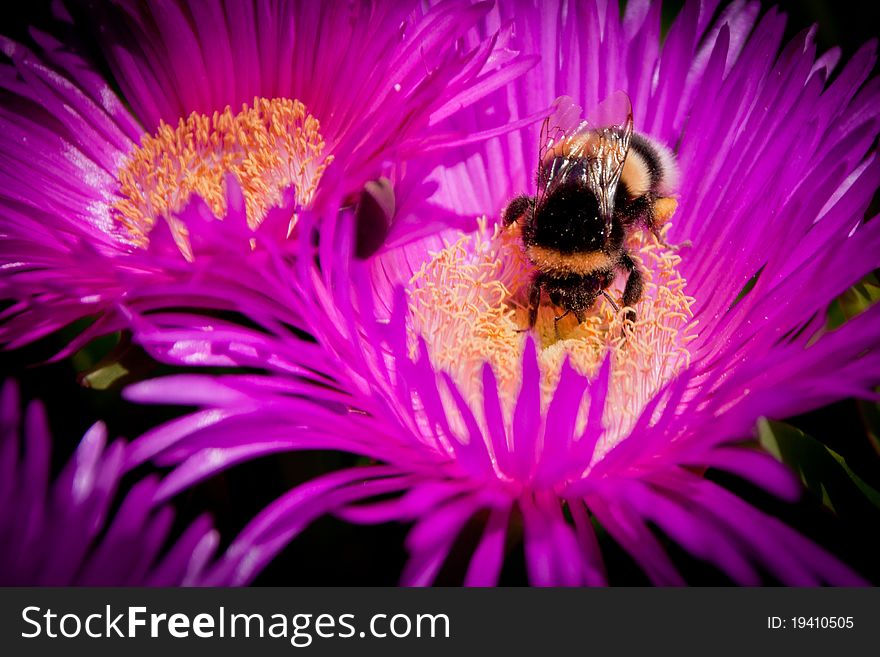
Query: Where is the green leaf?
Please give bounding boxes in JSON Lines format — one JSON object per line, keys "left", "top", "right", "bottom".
{"left": 826, "top": 273, "right": 880, "bottom": 329}
{"left": 826, "top": 449, "right": 880, "bottom": 510}
{"left": 730, "top": 267, "right": 763, "bottom": 310}
{"left": 77, "top": 335, "right": 156, "bottom": 391}
{"left": 80, "top": 361, "right": 132, "bottom": 391}
{"left": 757, "top": 418, "right": 880, "bottom": 517}
{"left": 857, "top": 400, "right": 880, "bottom": 457}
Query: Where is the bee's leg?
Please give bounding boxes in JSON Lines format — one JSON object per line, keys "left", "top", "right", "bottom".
{"left": 569, "top": 290, "right": 593, "bottom": 328}
{"left": 635, "top": 194, "right": 667, "bottom": 242}
{"left": 503, "top": 194, "right": 534, "bottom": 226}
{"left": 624, "top": 193, "right": 687, "bottom": 251}
{"left": 649, "top": 197, "right": 692, "bottom": 252}
{"left": 516, "top": 278, "right": 542, "bottom": 332}
{"left": 620, "top": 252, "right": 643, "bottom": 326}
{"left": 552, "top": 308, "right": 571, "bottom": 340}
{"left": 653, "top": 197, "right": 678, "bottom": 225}
{"left": 527, "top": 279, "right": 541, "bottom": 328}
{"left": 617, "top": 193, "right": 653, "bottom": 230}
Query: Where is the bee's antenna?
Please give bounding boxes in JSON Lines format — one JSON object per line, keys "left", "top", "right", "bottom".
{"left": 601, "top": 290, "right": 620, "bottom": 312}
{"left": 553, "top": 309, "right": 571, "bottom": 340}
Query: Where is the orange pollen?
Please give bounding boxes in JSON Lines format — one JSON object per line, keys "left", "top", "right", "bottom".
{"left": 114, "top": 97, "right": 333, "bottom": 247}
{"left": 407, "top": 218, "right": 697, "bottom": 466}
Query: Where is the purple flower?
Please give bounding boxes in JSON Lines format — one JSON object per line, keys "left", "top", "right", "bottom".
{"left": 0, "top": 379, "right": 238, "bottom": 585}
{"left": 0, "top": 0, "right": 532, "bottom": 351}
{"left": 116, "top": 1, "right": 880, "bottom": 585}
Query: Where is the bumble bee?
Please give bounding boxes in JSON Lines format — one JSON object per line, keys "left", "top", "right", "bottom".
{"left": 503, "top": 93, "right": 680, "bottom": 329}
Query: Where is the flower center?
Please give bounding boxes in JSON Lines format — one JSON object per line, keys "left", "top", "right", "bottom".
{"left": 114, "top": 98, "right": 332, "bottom": 247}
{"left": 407, "top": 219, "right": 696, "bottom": 460}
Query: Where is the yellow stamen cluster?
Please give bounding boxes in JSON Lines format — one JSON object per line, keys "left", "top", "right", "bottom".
{"left": 114, "top": 97, "right": 332, "bottom": 247}
{"left": 407, "top": 218, "right": 696, "bottom": 460}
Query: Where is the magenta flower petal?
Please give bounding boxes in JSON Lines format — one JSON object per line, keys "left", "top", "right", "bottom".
{"left": 463, "top": 504, "right": 511, "bottom": 586}
{"left": 202, "top": 466, "right": 415, "bottom": 586}
{"left": 0, "top": 379, "right": 248, "bottom": 586}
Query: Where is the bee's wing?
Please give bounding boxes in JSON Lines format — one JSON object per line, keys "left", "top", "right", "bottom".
{"left": 582, "top": 91, "right": 633, "bottom": 230}
{"left": 536, "top": 95, "right": 585, "bottom": 196}
{"left": 536, "top": 93, "right": 634, "bottom": 235}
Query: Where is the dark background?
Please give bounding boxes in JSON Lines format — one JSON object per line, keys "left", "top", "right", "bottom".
{"left": 1, "top": 0, "right": 879, "bottom": 585}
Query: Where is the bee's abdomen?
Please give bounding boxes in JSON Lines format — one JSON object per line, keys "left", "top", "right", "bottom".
{"left": 621, "top": 133, "right": 679, "bottom": 199}
{"left": 526, "top": 245, "right": 614, "bottom": 276}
